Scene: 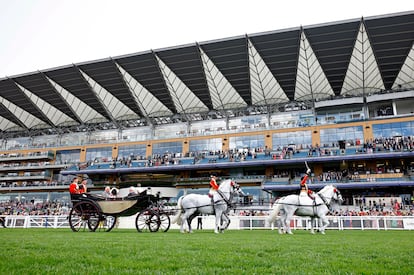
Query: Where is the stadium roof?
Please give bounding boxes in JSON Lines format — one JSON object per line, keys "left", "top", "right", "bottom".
{"left": 0, "top": 11, "right": 413, "bottom": 136}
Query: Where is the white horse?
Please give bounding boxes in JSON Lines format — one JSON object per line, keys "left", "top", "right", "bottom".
{"left": 172, "top": 179, "right": 244, "bottom": 234}
{"left": 267, "top": 185, "right": 343, "bottom": 234}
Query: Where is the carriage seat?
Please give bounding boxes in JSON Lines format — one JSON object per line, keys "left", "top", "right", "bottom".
{"left": 123, "top": 190, "right": 147, "bottom": 200}
{"left": 70, "top": 193, "right": 106, "bottom": 203}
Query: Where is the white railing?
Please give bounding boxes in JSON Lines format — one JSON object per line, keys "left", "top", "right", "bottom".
{"left": 3, "top": 215, "right": 414, "bottom": 230}
{"left": 3, "top": 215, "right": 69, "bottom": 229}
{"left": 236, "top": 216, "right": 414, "bottom": 231}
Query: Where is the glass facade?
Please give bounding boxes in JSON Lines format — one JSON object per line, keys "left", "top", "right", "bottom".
{"left": 120, "top": 126, "right": 152, "bottom": 142}
{"left": 55, "top": 149, "right": 81, "bottom": 165}
{"left": 118, "top": 144, "right": 147, "bottom": 159}
{"left": 152, "top": 141, "right": 183, "bottom": 156}
{"left": 229, "top": 135, "right": 265, "bottom": 150}
{"left": 86, "top": 147, "right": 113, "bottom": 162}
{"left": 60, "top": 132, "right": 87, "bottom": 147}
{"left": 272, "top": 131, "right": 312, "bottom": 150}
{"left": 89, "top": 130, "right": 118, "bottom": 144}
{"left": 189, "top": 138, "right": 222, "bottom": 153}
{"left": 270, "top": 111, "right": 314, "bottom": 128}
{"left": 190, "top": 119, "right": 227, "bottom": 135}
{"left": 154, "top": 123, "right": 187, "bottom": 139}
{"left": 229, "top": 115, "right": 268, "bottom": 131}
{"left": 320, "top": 126, "right": 364, "bottom": 147}
{"left": 3, "top": 137, "right": 31, "bottom": 150}
{"left": 373, "top": 121, "right": 414, "bottom": 139}
{"left": 316, "top": 107, "right": 364, "bottom": 125}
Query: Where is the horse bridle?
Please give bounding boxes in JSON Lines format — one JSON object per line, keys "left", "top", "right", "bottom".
{"left": 318, "top": 188, "right": 341, "bottom": 206}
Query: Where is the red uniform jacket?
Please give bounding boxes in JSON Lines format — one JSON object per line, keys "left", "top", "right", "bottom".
{"left": 210, "top": 178, "right": 219, "bottom": 190}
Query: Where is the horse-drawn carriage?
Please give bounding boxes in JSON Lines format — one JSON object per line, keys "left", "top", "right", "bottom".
{"left": 69, "top": 189, "right": 171, "bottom": 233}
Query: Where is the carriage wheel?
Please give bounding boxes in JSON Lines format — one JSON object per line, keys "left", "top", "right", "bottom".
{"left": 103, "top": 215, "right": 117, "bottom": 232}
{"left": 94, "top": 215, "right": 117, "bottom": 232}
{"left": 135, "top": 210, "right": 160, "bottom": 232}
{"left": 159, "top": 213, "right": 170, "bottom": 232}
{"left": 69, "top": 201, "right": 101, "bottom": 232}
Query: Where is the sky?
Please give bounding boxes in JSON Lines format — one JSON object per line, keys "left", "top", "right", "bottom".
{"left": 0, "top": 0, "right": 413, "bottom": 77}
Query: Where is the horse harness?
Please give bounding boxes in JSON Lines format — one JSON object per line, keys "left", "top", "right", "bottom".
{"left": 279, "top": 192, "right": 331, "bottom": 213}
{"left": 181, "top": 188, "right": 235, "bottom": 212}
{"left": 211, "top": 189, "right": 234, "bottom": 214}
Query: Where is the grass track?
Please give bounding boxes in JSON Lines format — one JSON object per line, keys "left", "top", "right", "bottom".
{"left": 0, "top": 229, "right": 413, "bottom": 274}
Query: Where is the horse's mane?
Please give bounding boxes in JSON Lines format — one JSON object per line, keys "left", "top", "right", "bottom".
{"left": 218, "top": 179, "right": 232, "bottom": 190}
{"left": 319, "top": 184, "right": 336, "bottom": 192}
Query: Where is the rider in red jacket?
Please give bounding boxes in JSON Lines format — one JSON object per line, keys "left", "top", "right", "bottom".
{"left": 208, "top": 175, "right": 219, "bottom": 198}
{"left": 300, "top": 168, "right": 314, "bottom": 199}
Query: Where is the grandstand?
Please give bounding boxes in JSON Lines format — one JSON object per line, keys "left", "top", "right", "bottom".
{"left": 0, "top": 11, "right": 414, "bottom": 214}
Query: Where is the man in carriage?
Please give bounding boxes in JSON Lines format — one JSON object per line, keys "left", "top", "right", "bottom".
{"left": 69, "top": 177, "right": 87, "bottom": 195}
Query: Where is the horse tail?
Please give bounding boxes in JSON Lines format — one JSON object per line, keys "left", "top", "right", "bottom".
{"left": 266, "top": 199, "right": 282, "bottom": 226}
{"left": 172, "top": 196, "right": 184, "bottom": 225}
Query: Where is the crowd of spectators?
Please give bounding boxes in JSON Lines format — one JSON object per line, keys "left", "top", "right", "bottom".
{"left": 330, "top": 207, "right": 414, "bottom": 216}
{"left": 1, "top": 197, "right": 413, "bottom": 217}
{"left": 71, "top": 135, "right": 414, "bottom": 172}
{"left": 363, "top": 136, "right": 414, "bottom": 153}
{"left": 0, "top": 200, "right": 70, "bottom": 216}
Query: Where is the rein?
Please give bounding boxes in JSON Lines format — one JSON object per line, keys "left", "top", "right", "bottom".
{"left": 277, "top": 190, "right": 335, "bottom": 208}
{"left": 180, "top": 184, "right": 237, "bottom": 211}
{"left": 278, "top": 201, "right": 324, "bottom": 207}
{"left": 181, "top": 200, "right": 227, "bottom": 211}
{"left": 217, "top": 189, "right": 234, "bottom": 207}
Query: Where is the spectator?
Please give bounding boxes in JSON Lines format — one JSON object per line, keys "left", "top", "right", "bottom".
{"left": 103, "top": 186, "right": 111, "bottom": 198}
{"left": 78, "top": 177, "right": 88, "bottom": 194}
{"left": 128, "top": 186, "right": 138, "bottom": 196}
{"left": 0, "top": 216, "right": 6, "bottom": 228}
{"left": 110, "top": 187, "right": 120, "bottom": 198}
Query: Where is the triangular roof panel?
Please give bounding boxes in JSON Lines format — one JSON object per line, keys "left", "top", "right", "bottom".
{"left": 304, "top": 20, "right": 359, "bottom": 95}
{"left": 199, "top": 47, "right": 247, "bottom": 110}
{"left": 249, "top": 29, "right": 301, "bottom": 100}
{"left": 365, "top": 12, "right": 414, "bottom": 90}
{"left": 156, "top": 55, "right": 208, "bottom": 114}
{"left": 248, "top": 38, "right": 289, "bottom": 105}
{"left": 116, "top": 63, "right": 173, "bottom": 117}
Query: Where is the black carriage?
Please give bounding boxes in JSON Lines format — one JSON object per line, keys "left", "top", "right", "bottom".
{"left": 68, "top": 190, "right": 171, "bottom": 233}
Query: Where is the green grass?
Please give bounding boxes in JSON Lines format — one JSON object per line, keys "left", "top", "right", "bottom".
{"left": 0, "top": 229, "right": 413, "bottom": 274}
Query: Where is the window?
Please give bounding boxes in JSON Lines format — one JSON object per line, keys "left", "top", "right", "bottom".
{"left": 86, "top": 147, "right": 112, "bottom": 162}
{"left": 189, "top": 138, "right": 222, "bottom": 153}
{"left": 373, "top": 122, "right": 414, "bottom": 139}
{"left": 320, "top": 126, "right": 363, "bottom": 147}
{"left": 152, "top": 141, "right": 182, "bottom": 156}
{"left": 118, "top": 144, "right": 147, "bottom": 159}
{"left": 272, "top": 131, "right": 312, "bottom": 150}
{"left": 230, "top": 135, "right": 265, "bottom": 150}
